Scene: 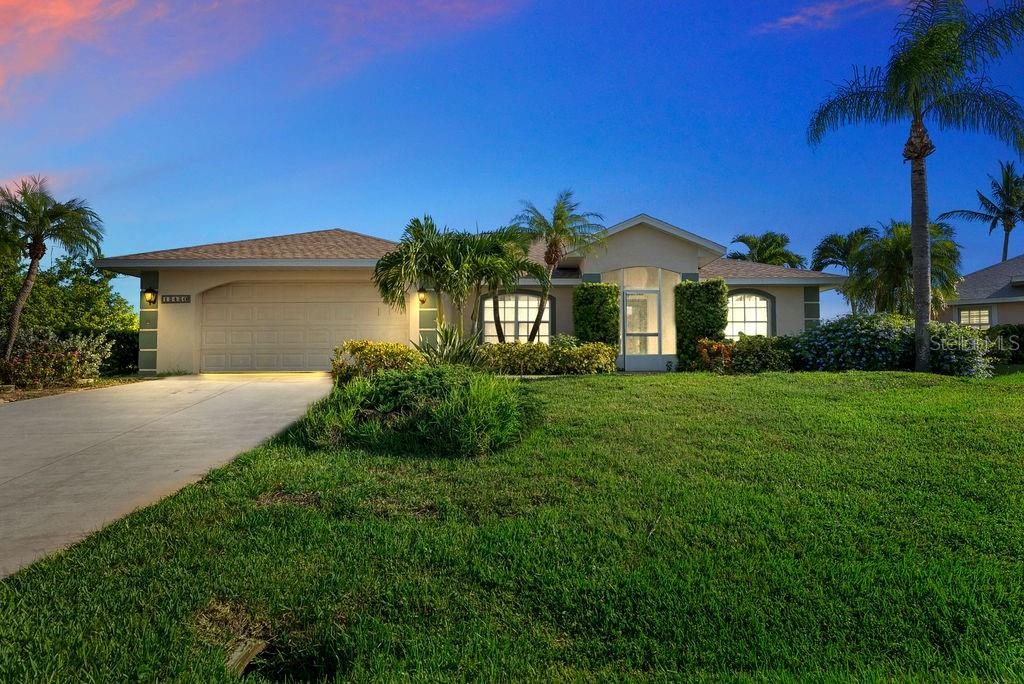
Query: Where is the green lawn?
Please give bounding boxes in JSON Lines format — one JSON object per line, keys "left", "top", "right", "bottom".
{"left": 3, "top": 372, "right": 1024, "bottom": 681}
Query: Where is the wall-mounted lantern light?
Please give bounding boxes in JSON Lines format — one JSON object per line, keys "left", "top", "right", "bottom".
{"left": 143, "top": 287, "right": 158, "bottom": 305}
{"left": 417, "top": 287, "right": 428, "bottom": 305}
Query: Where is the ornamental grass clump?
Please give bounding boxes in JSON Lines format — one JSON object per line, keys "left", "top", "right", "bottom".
{"left": 299, "top": 365, "right": 524, "bottom": 458}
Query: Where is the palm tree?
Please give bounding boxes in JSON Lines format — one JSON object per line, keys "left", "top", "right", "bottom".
{"left": 808, "top": 0, "right": 1024, "bottom": 370}
{"left": 514, "top": 190, "right": 604, "bottom": 342}
{"left": 727, "top": 231, "right": 807, "bottom": 268}
{"left": 938, "top": 160, "right": 1024, "bottom": 262}
{"left": 373, "top": 215, "right": 450, "bottom": 325}
{"left": 1, "top": 177, "right": 103, "bottom": 362}
{"left": 846, "top": 220, "right": 961, "bottom": 316}
{"left": 466, "top": 226, "right": 548, "bottom": 342}
{"left": 811, "top": 226, "right": 879, "bottom": 312}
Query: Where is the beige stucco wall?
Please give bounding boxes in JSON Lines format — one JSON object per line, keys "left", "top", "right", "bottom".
{"left": 582, "top": 223, "right": 701, "bottom": 275}
{"left": 940, "top": 301, "right": 1024, "bottom": 326}
{"left": 153, "top": 268, "right": 415, "bottom": 373}
{"left": 727, "top": 285, "right": 809, "bottom": 337}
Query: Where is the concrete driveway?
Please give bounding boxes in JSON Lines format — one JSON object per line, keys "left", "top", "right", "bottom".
{"left": 0, "top": 374, "right": 331, "bottom": 577}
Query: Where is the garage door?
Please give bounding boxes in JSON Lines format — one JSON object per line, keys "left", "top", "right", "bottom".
{"left": 201, "top": 282, "right": 408, "bottom": 371}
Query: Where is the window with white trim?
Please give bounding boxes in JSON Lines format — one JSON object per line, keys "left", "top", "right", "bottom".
{"left": 959, "top": 307, "right": 990, "bottom": 330}
{"left": 482, "top": 294, "right": 550, "bottom": 343}
{"left": 726, "top": 293, "right": 770, "bottom": 339}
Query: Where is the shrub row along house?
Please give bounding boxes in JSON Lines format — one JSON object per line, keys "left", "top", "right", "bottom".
{"left": 96, "top": 214, "right": 845, "bottom": 373}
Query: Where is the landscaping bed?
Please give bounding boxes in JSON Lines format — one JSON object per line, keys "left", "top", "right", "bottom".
{"left": 2, "top": 371, "right": 1024, "bottom": 679}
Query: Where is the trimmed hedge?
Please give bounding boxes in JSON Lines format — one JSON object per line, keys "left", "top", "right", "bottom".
{"left": 573, "top": 283, "right": 620, "bottom": 346}
{"left": 1, "top": 328, "right": 113, "bottom": 387}
{"left": 479, "top": 337, "right": 618, "bottom": 375}
{"left": 675, "top": 278, "right": 729, "bottom": 369}
{"left": 732, "top": 334, "right": 795, "bottom": 374}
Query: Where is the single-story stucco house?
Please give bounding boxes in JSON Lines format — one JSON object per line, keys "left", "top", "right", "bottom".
{"left": 937, "top": 253, "right": 1024, "bottom": 329}
{"left": 96, "top": 214, "right": 845, "bottom": 373}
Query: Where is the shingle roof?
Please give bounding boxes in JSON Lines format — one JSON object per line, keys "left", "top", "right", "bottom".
{"left": 103, "top": 228, "right": 396, "bottom": 261}
{"left": 699, "top": 258, "right": 845, "bottom": 282}
{"left": 954, "top": 253, "right": 1024, "bottom": 302}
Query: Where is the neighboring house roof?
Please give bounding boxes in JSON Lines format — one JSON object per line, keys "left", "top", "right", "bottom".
{"left": 699, "top": 258, "right": 846, "bottom": 287}
{"left": 96, "top": 228, "right": 396, "bottom": 274}
{"left": 951, "top": 253, "right": 1024, "bottom": 305}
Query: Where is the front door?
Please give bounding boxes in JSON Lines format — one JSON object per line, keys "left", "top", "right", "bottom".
{"left": 622, "top": 289, "right": 661, "bottom": 371}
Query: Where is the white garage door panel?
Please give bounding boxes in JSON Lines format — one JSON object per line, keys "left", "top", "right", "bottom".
{"left": 201, "top": 282, "right": 408, "bottom": 372}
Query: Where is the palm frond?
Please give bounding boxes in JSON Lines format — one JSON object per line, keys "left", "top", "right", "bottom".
{"left": 960, "top": 1, "right": 1024, "bottom": 68}
{"left": 807, "top": 67, "right": 897, "bottom": 146}
{"left": 927, "top": 77, "right": 1024, "bottom": 152}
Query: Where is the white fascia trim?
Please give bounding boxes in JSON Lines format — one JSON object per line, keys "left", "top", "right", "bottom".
{"left": 567, "top": 213, "right": 728, "bottom": 257}
{"left": 94, "top": 258, "right": 379, "bottom": 269}
{"left": 950, "top": 296, "right": 1024, "bottom": 306}
{"left": 720, "top": 277, "right": 846, "bottom": 287}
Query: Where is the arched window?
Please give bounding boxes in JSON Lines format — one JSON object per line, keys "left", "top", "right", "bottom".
{"left": 726, "top": 291, "right": 773, "bottom": 339}
{"left": 481, "top": 293, "right": 550, "bottom": 343}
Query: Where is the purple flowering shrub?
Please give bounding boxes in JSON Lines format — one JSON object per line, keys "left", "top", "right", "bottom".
{"left": 794, "top": 314, "right": 992, "bottom": 378}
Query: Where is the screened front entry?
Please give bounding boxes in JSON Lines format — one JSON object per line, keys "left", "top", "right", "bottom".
{"left": 603, "top": 267, "right": 680, "bottom": 371}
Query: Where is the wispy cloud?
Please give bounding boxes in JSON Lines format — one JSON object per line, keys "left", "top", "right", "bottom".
{"left": 0, "top": 1, "right": 527, "bottom": 122}
{"left": 754, "top": 0, "right": 904, "bottom": 34}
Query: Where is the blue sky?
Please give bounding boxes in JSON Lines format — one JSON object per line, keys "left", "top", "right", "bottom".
{"left": 3, "top": 0, "right": 1023, "bottom": 318}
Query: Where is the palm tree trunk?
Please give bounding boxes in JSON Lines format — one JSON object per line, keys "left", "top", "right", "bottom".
{"left": 526, "top": 266, "right": 555, "bottom": 343}
{"left": 904, "top": 118, "right": 935, "bottom": 373}
{"left": 3, "top": 257, "right": 41, "bottom": 362}
{"left": 1003, "top": 221, "right": 1012, "bottom": 262}
{"left": 492, "top": 292, "right": 505, "bottom": 343}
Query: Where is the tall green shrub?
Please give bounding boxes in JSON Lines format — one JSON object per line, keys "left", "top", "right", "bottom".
{"left": 675, "top": 278, "right": 728, "bottom": 368}
{"left": 573, "top": 282, "right": 620, "bottom": 346}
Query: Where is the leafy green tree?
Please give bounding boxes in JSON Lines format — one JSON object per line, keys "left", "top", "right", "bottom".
{"left": 808, "top": 0, "right": 1024, "bottom": 370}
{"left": 846, "top": 221, "right": 962, "bottom": 316}
{"left": 1, "top": 177, "right": 104, "bottom": 361}
{"left": 811, "top": 226, "right": 880, "bottom": 312}
{"left": 373, "top": 216, "right": 451, "bottom": 325}
{"left": 514, "top": 190, "right": 605, "bottom": 342}
{"left": 0, "top": 254, "right": 137, "bottom": 332}
{"left": 727, "top": 231, "right": 807, "bottom": 268}
{"left": 938, "top": 160, "right": 1024, "bottom": 261}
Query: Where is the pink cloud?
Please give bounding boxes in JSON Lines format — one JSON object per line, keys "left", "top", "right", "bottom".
{"left": 0, "top": 0, "right": 527, "bottom": 121}
{"left": 754, "top": 0, "right": 904, "bottom": 33}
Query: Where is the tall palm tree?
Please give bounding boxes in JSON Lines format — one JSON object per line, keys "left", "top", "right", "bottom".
{"left": 1, "top": 177, "right": 103, "bottom": 362}
{"left": 938, "top": 160, "right": 1024, "bottom": 262}
{"left": 811, "top": 226, "right": 880, "bottom": 313}
{"left": 808, "top": 0, "right": 1024, "bottom": 370}
{"left": 727, "top": 231, "right": 807, "bottom": 268}
{"left": 846, "top": 220, "right": 961, "bottom": 316}
{"left": 514, "top": 190, "right": 604, "bottom": 342}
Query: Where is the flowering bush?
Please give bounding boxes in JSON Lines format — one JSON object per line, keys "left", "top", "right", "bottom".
{"left": 794, "top": 314, "right": 991, "bottom": 378}
{"left": 985, "top": 324, "right": 1024, "bottom": 365}
{"left": 928, "top": 322, "right": 993, "bottom": 378}
{"left": 1, "top": 328, "right": 112, "bottom": 387}
{"left": 695, "top": 338, "right": 733, "bottom": 374}
{"left": 331, "top": 340, "right": 424, "bottom": 384}
{"left": 794, "top": 314, "right": 914, "bottom": 372}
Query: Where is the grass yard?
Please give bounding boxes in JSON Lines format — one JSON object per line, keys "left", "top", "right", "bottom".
{"left": 3, "top": 371, "right": 1024, "bottom": 680}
